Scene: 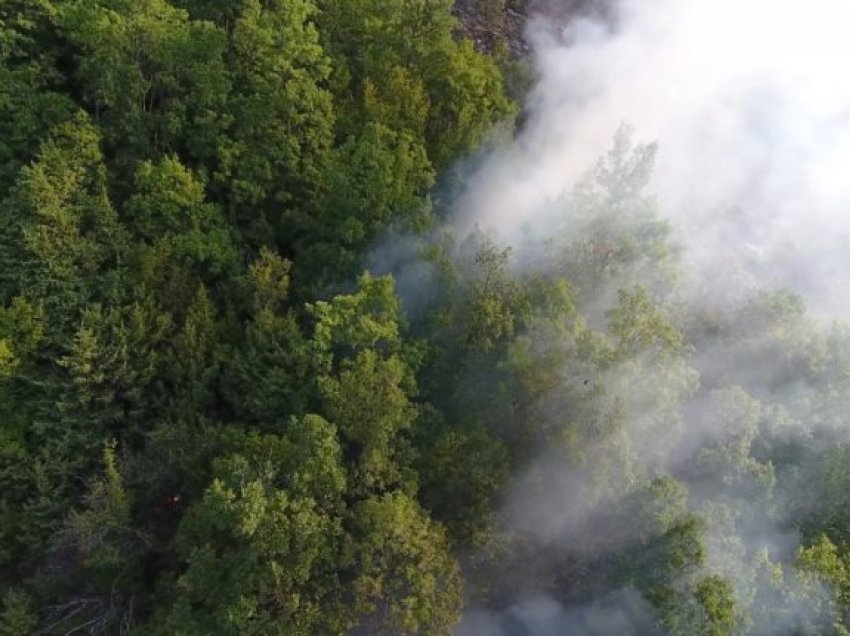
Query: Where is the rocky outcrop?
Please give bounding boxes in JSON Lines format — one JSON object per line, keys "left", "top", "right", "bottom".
{"left": 452, "top": 0, "right": 530, "bottom": 57}
{"left": 453, "top": 0, "right": 612, "bottom": 57}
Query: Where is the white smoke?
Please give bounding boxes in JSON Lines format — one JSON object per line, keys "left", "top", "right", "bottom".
{"left": 448, "top": 1, "right": 850, "bottom": 633}
{"left": 455, "top": 0, "right": 850, "bottom": 316}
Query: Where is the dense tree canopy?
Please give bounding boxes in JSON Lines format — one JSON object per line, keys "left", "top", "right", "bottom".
{"left": 2, "top": 1, "right": 850, "bottom": 635}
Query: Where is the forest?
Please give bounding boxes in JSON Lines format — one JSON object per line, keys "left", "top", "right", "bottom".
{"left": 2, "top": 0, "right": 850, "bottom": 634}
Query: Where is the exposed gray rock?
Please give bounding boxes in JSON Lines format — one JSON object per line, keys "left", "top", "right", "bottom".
{"left": 453, "top": 0, "right": 613, "bottom": 57}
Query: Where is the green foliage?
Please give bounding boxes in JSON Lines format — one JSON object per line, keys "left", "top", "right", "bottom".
{"left": 58, "top": 0, "right": 229, "bottom": 170}
{"left": 363, "top": 66, "right": 431, "bottom": 140}
{"left": 309, "top": 273, "right": 403, "bottom": 365}
{"left": 160, "top": 452, "right": 345, "bottom": 634}
{"left": 0, "top": 41, "right": 75, "bottom": 196}
{"left": 310, "top": 274, "right": 419, "bottom": 494}
{"left": 290, "top": 122, "right": 435, "bottom": 285}
{"left": 318, "top": 0, "right": 515, "bottom": 168}
{"left": 0, "top": 1, "right": 516, "bottom": 630}
{"left": 223, "top": 302, "right": 311, "bottom": 425}
{"left": 164, "top": 285, "right": 221, "bottom": 418}
{"left": 215, "top": 0, "right": 334, "bottom": 239}
{"left": 4, "top": 2, "right": 850, "bottom": 633}
{"left": 126, "top": 157, "right": 238, "bottom": 281}
{"left": 694, "top": 575, "right": 739, "bottom": 636}
{"left": 0, "top": 588, "right": 37, "bottom": 636}
{"left": 414, "top": 415, "right": 511, "bottom": 545}
{"left": 607, "top": 286, "right": 686, "bottom": 359}
{"left": 803, "top": 445, "right": 850, "bottom": 548}
{"left": 0, "top": 113, "right": 125, "bottom": 317}
{"left": 795, "top": 535, "right": 850, "bottom": 634}
{"left": 66, "top": 443, "right": 134, "bottom": 572}
{"left": 51, "top": 299, "right": 170, "bottom": 456}
{"left": 348, "top": 491, "right": 463, "bottom": 634}
{"left": 0, "top": 298, "right": 43, "bottom": 380}
{"left": 463, "top": 240, "right": 524, "bottom": 352}
{"left": 320, "top": 348, "right": 416, "bottom": 493}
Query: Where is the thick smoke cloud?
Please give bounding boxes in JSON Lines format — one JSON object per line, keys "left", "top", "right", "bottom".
{"left": 447, "top": 0, "right": 850, "bottom": 633}
{"left": 455, "top": 0, "right": 850, "bottom": 316}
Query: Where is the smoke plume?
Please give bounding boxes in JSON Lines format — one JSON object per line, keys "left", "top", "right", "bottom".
{"left": 448, "top": 0, "right": 850, "bottom": 633}
{"left": 456, "top": 0, "right": 850, "bottom": 316}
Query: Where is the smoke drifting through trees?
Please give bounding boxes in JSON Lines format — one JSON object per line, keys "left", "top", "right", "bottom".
{"left": 447, "top": 0, "right": 850, "bottom": 633}
{"left": 457, "top": 0, "right": 850, "bottom": 315}
{"left": 2, "top": 0, "right": 849, "bottom": 632}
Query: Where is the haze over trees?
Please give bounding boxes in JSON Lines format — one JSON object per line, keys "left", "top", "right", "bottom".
{"left": 1, "top": 1, "right": 850, "bottom": 635}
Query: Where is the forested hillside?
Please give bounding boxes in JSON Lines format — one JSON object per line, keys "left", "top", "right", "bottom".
{"left": 2, "top": 1, "right": 850, "bottom": 635}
